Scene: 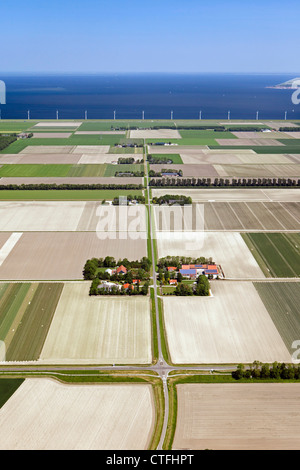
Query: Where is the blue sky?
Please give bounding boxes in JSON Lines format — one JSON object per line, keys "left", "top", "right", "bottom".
{"left": 1, "top": 0, "right": 299, "bottom": 73}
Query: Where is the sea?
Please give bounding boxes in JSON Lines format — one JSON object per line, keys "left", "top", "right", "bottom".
{"left": 0, "top": 73, "right": 299, "bottom": 121}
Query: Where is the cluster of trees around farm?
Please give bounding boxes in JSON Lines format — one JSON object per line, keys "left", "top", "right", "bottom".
{"left": 173, "top": 275, "right": 210, "bottom": 296}
{"left": 232, "top": 361, "right": 300, "bottom": 380}
{"left": 147, "top": 155, "right": 176, "bottom": 165}
{"left": 89, "top": 278, "right": 149, "bottom": 296}
{"left": 117, "top": 157, "right": 143, "bottom": 164}
{"left": 0, "top": 135, "right": 17, "bottom": 151}
{"left": 85, "top": 256, "right": 151, "bottom": 296}
{"left": 149, "top": 169, "right": 182, "bottom": 177}
{"left": 83, "top": 256, "right": 151, "bottom": 280}
{"left": 149, "top": 177, "right": 300, "bottom": 188}
{"left": 158, "top": 256, "right": 214, "bottom": 270}
{"left": 0, "top": 183, "right": 144, "bottom": 191}
{"left": 112, "top": 194, "right": 145, "bottom": 205}
{"left": 152, "top": 194, "right": 192, "bottom": 205}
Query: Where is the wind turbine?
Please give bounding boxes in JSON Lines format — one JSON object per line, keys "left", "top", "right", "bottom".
{"left": 284, "top": 111, "right": 287, "bottom": 120}
{"left": 56, "top": 110, "right": 59, "bottom": 120}
{"left": 199, "top": 110, "right": 202, "bottom": 120}
{"left": 142, "top": 110, "right": 145, "bottom": 120}
{"left": 228, "top": 110, "right": 230, "bottom": 120}
{"left": 171, "top": 110, "right": 173, "bottom": 120}
{"left": 256, "top": 111, "right": 259, "bottom": 120}
{"left": 114, "top": 110, "right": 116, "bottom": 120}
{"left": 27, "top": 110, "right": 30, "bottom": 120}
{"left": 85, "top": 110, "right": 88, "bottom": 120}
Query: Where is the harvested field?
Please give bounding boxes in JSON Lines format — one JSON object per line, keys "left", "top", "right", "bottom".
{"left": 163, "top": 282, "right": 290, "bottom": 364}
{"left": 20, "top": 145, "right": 75, "bottom": 154}
{"left": 202, "top": 201, "right": 300, "bottom": 231}
{"left": 0, "top": 232, "right": 147, "bottom": 280}
{"left": 217, "top": 164, "right": 300, "bottom": 178}
{"left": 0, "top": 233, "right": 23, "bottom": 266}
{"left": 151, "top": 188, "right": 300, "bottom": 202}
{"left": 0, "top": 379, "right": 155, "bottom": 450}
{"left": 254, "top": 282, "right": 300, "bottom": 355}
{"left": 265, "top": 121, "right": 299, "bottom": 130}
{"left": 130, "top": 129, "right": 181, "bottom": 139}
{"left": 148, "top": 145, "right": 208, "bottom": 154}
{"left": 0, "top": 153, "right": 81, "bottom": 164}
{"left": 242, "top": 233, "right": 300, "bottom": 278}
{"left": 284, "top": 132, "right": 300, "bottom": 139}
{"left": 40, "top": 283, "right": 152, "bottom": 364}
{"left": 156, "top": 231, "right": 264, "bottom": 279}
{"left": 77, "top": 154, "right": 124, "bottom": 164}
{"left": 216, "top": 138, "right": 285, "bottom": 146}
{"left": 32, "top": 133, "right": 72, "bottom": 138}
{"left": 232, "top": 131, "right": 293, "bottom": 139}
{"left": 75, "top": 130, "right": 125, "bottom": 135}
{"left": 0, "top": 201, "right": 86, "bottom": 231}
{"left": 150, "top": 163, "right": 219, "bottom": 177}
{"left": 173, "top": 384, "right": 300, "bottom": 450}
{"left": 72, "top": 145, "right": 110, "bottom": 154}
{"left": 34, "top": 122, "right": 81, "bottom": 127}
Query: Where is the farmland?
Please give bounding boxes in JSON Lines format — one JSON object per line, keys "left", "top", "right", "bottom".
{"left": 254, "top": 282, "right": 300, "bottom": 354}
{"left": 0, "top": 379, "right": 155, "bottom": 450}
{"left": 0, "top": 118, "right": 300, "bottom": 450}
{"left": 40, "top": 283, "right": 152, "bottom": 364}
{"left": 0, "top": 232, "right": 147, "bottom": 280}
{"left": 0, "top": 282, "right": 63, "bottom": 361}
{"left": 242, "top": 233, "right": 300, "bottom": 277}
{"left": 172, "top": 384, "right": 300, "bottom": 450}
{"left": 155, "top": 231, "right": 264, "bottom": 279}
{"left": 162, "top": 282, "right": 290, "bottom": 364}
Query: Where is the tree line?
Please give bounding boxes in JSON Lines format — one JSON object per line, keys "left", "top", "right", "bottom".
{"left": 232, "top": 361, "right": 300, "bottom": 380}
{"left": 0, "top": 183, "right": 144, "bottom": 191}
{"left": 149, "top": 177, "right": 300, "bottom": 188}
{"left": 152, "top": 194, "right": 192, "bottom": 205}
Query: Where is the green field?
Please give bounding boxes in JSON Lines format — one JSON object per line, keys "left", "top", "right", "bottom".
{"left": 146, "top": 138, "right": 218, "bottom": 146}
{"left": 0, "top": 134, "right": 124, "bottom": 154}
{"left": 0, "top": 283, "right": 33, "bottom": 341}
{"left": 104, "top": 163, "right": 144, "bottom": 176}
{"left": 0, "top": 379, "right": 25, "bottom": 408}
{"left": 0, "top": 164, "right": 108, "bottom": 177}
{"left": 0, "top": 121, "right": 36, "bottom": 132}
{"left": 178, "top": 130, "right": 237, "bottom": 140}
{"left": 242, "top": 233, "right": 300, "bottom": 278}
{"left": 0, "top": 189, "right": 143, "bottom": 200}
{"left": 254, "top": 282, "right": 300, "bottom": 355}
{"left": 6, "top": 283, "right": 64, "bottom": 361}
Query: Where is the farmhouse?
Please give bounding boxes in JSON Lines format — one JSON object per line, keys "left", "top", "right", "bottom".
{"left": 116, "top": 265, "right": 127, "bottom": 275}
{"left": 169, "top": 279, "right": 178, "bottom": 286}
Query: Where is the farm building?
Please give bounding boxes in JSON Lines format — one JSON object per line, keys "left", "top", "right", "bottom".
{"left": 169, "top": 279, "right": 178, "bottom": 286}
{"left": 167, "top": 267, "right": 177, "bottom": 272}
{"left": 180, "top": 264, "right": 220, "bottom": 279}
{"left": 97, "top": 281, "right": 121, "bottom": 292}
{"left": 116, "top": 265, "right": 127, "bottom": 275}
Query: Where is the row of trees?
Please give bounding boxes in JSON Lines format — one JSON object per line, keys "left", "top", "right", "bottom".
{"left": 232, "top": 361, "right": 300, "bottom": 380}
{"left": 157, "top": 256, "right": 213, "bottom": 270}
{"left": 152, "top": 194, "right": 192, "bottom": 205}
{"left": 0, "top": 183, "right": 144, "bottom": 191}
{"left": 0, "top": 135, "right": 17, "bottom": 151}
{"left": 114, "top": 171, "right": 145, "bottom": 177}
{"left": 149, "top": 177, "right": 300, "bottom": 188}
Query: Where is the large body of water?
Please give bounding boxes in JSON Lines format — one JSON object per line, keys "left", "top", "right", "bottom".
{"left": 0, "top": 73, "right": 299, "bottom": 121}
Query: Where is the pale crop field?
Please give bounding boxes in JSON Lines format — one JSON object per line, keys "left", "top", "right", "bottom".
{"left": 151, "top": 188, "right": 300, "bottom": 202}
{"left": 34, "top": 122, "right": 81, "bottom": 127}
{"left": 162, "top": 282, "right": 290, "bottom": 364}
{"left": 130, "top": 129, "right": 181, "bottom": 139}
{"left": 40, "top": 283, "right": 152, "bottom": 364}
{"left": 0, "top": 379, "right": 155, "bottom": 450}
{"left": 0, "top": 201, "right": 86, "bottom": 231}
{"left": 20, "top": 145, "right": 76, "bottom": 154}
{"left": 173, "top": 383, "right": 300, "bottom": 450}
{"left": 155, "top": 231, "right": 264, "bottom": 279}
{"left": 0, "top": 232, "right": 147, "bottom": 280}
